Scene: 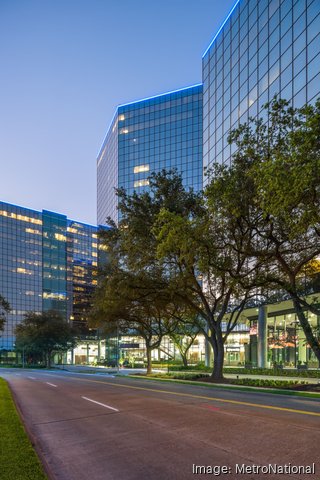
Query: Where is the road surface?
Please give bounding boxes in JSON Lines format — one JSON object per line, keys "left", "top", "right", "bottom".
{"left": 1, "top": 368, "right": 320, "bottom": 480}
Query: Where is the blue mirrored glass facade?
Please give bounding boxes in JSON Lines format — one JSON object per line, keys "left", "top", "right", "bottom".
{"left": 0, "top": 201, "right": 100, "bottom": 350}
{"left": 97, "top": 85, "right": 203, "bottom": 224}
{"left": 42, "top": 211, "right": 68, "bottom": 317}
{"left": 203, "top": 0, "right": 320, "bottom": 171}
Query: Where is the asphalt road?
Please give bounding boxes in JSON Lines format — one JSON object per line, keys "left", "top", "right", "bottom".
{"left": 1, "top": 368, "right": 320, "bottom": 480}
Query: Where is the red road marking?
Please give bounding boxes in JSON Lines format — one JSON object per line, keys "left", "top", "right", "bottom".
{"left": 201, "top": 403, "right": 220, "bottom": 411}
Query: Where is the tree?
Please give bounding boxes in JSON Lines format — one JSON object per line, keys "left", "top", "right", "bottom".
{"left": 15, "top": 311, "right": 77, "bottom": 367}
{"left": 92, "top": 170, "right": 204, "bottom": 374}
{"left": 226, "top": 98, "right": 320, "bottom": 364}
{"left": 154, "top": 195, "right": 261, "bottom": 381}
{"left": 0, "top": 295, "right": 10, "bottom": 333}
{"left": 168, "top": 322, "right": 200, "bottom": 368}
{"left": 92, "top": 268, "right": 175, "bottom": 374}
{"left": 94, "top": 169, "right": 261, "bottom": 381}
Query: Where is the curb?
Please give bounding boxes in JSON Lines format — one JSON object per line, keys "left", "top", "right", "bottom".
{"left": 127, "top": 374, "right": 320, "bottom": 398}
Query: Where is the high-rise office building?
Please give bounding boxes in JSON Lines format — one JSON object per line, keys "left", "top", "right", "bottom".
{"left": 203, "top": 0, "right": 320, "bottom": 171}
{"left": 0, "top": 201, "right": 100, "bottom": 350}
{"left": 97, "top": 84, "right": 203, "bottom": 224}
{"left": 202, "top": 0, "right": 320, "bottom": 367}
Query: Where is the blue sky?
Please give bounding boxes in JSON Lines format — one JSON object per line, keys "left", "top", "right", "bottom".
{"left": 0, "top": 0, "right": 235, "bottom": 224}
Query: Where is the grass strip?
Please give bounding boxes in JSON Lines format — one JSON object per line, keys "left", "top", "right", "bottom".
{"left": 0, "top": 378, "right": 47, "bottom": 480}
{"left": 127, "top": 374, "right": 320, "bottom": 399}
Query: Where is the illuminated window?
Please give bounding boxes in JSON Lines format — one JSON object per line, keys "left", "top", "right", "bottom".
{"left": 120, "top": 128, "right": 129, "bottom": 134}
{"left": 134, "top": 164, "right": 150, "bottom": 174}
{"left": 118, "top": 114, "right": 125, "bottom": 121}
{"left": 43, "top": 292, "right": 66, "bottom": 300}
{"left": 25, "top": 228, "right": 41, "bottom": 235}
{"left": 92, "top": 252, "right": 98, "bottom": 257}
{"left": 0, "top": 210, "right": 42, "bottom": 225}
{"left": 92, "top": 243, "right": 98, "bottom": 249}
{"left": 16, "top": 268, "right": 33, "bottom": 275}
{"left": 134, "top": 179, "right": 149, "bottom": 188}
{"left": 92, "top": 233, "right": 98, "bottom": 239}
{"left": 54, "top": 233, "right": 66, "bottom": 242}
{"left": 67, "top": 227, "right": 78, "bottom": 234}
{"left": 99, "top": 244, "right": 108, "bottom": 251}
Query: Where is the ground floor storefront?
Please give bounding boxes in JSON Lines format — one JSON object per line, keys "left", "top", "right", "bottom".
{"left": 64, "top": 298, "right": 319, "bottom": 369}
{"left": 1, "top": 298, "right": 319, "bottom": 369}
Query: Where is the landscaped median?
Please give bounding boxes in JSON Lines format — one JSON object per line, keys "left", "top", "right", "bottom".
{"left": 0, "top": 377, "right": 47, "bottom": 480}
{"left": 165, "top": 364, "right": 320, "bottom": 379}
{"left": 127, "top": 372, "right": 320, "bottom": 398}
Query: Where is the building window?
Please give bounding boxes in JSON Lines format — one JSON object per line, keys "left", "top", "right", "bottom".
{"left": 134, "top": 179, "right": 150, "bottom": 188}
{"left": 133, "top": 164, "right": 150, "bottom": 174}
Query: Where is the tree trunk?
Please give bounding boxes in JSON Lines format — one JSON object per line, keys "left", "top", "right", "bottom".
{"left": 146, "top": 345, "right": 152, "bottom": 374}
{"left": 210, "top": 328, "right": 225, "bottom": 382}
{"left": 181, "top": 353, "right": 188, "bottom": 368}
{"left": 47, "top": 351, "right": 52, "bottom": 368}
{"left": 292, "top": 297, "right": 320, "bottom": 365}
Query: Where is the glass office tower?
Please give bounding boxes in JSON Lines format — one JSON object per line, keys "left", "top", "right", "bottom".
{"left": 0, "top": 201, "right": 99, "bottom": 350}
{"left": 203, "top": 0, "right": 320, "bottom": 171}
{"left": 97, "top": 84, "right": 203, "bottom": 224}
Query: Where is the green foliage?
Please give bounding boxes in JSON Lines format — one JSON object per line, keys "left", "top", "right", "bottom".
{"left": 92, "top": 170, "right": 205, "bottom": 374}
{"left": 149, "top": 372, "right": 210, "bottom": 381}
{"left": 223, "top": 367, "right": 320, "bottom": 378}
{"left": 0, "top": 294, "right": 10, "bottom": 333}
{"left": 166, "top": 363, "right": 212, "bottom": 372}
{"left": 229, "top": 378, "right": 308, "bottom": 389}
{"left": 0, "top": 378, "right": 47, "bottom": 480}
{"left": 15, "top": 310, "right": 77, "bottom": 367}
{"left": 154, "top": 171, "right": 262, "bottom": 380}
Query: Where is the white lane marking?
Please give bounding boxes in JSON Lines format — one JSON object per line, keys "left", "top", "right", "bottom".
{"left": 46, "top": 382, "right": 58, "bottom": 387}
{"left": 28, "top": 376, "right": 36, "bottom": 380}
{"left": 81, "top": 396, "right": 119, "bottom": 412}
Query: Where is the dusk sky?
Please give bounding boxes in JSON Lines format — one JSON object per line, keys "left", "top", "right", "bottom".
{"left": 1, "top": 0, "right": 235, "bottom": 225}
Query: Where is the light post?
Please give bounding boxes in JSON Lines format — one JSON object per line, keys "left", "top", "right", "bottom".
{"left": 290, "top": 320, "right": 299, "bottom": 368}
{"left": 117, "top": 321, "right": 120, "bottom": 373}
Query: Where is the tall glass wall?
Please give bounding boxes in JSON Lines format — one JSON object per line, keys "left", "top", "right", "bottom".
{"left": 66, "top": 221, "right": 99, "bottom": 334}
{"left": 0, "top": 203, "right": 42, "bottom": 350}
{"left": 97, "top": 114, "right": 118, "bottom": 225}
{"left": 242, "top": 306, "right": 319, "bottom": 368}
{"left": 203, "top": 0, "right": 320, "bottom": 171}
{"left": 42, "top": 211, "right": 67, "bottom": 318}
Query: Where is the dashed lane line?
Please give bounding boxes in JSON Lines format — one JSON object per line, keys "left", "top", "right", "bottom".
{"left": 81, "top": 396, "right": 119, "bottom": 412}
{"left": 46, "top": 382, "right": 58, "bottom": 387}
